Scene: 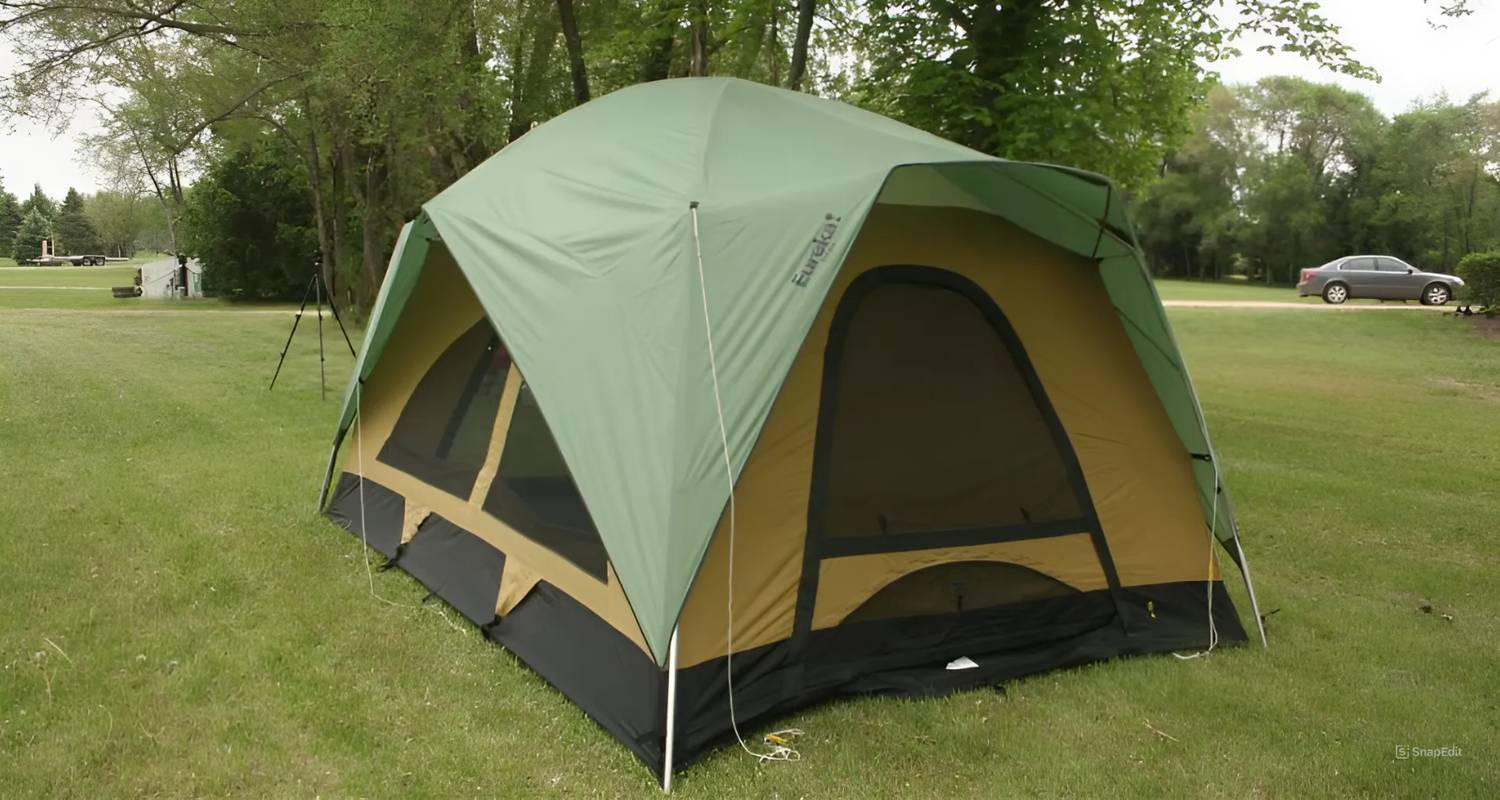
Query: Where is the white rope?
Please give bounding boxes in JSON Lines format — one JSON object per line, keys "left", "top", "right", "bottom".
{"left": 689, "top": 203, "right": 799, "bottom": 763}
{"left": 354, "top": 380, "right": 410, "bottom": 609}
{"left": 352, "top": 381, "right": 463, "bottom": 634}
{"left": 1174, "top": 459, "right": 1221, "bottom": 660}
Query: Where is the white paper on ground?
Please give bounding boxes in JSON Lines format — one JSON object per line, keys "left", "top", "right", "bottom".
{"left": 945, "top": 656, "right": 978, "bottom": 671}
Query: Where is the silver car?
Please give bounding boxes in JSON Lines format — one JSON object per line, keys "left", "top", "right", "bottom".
{"left": 1297, "top": 255, "right": 1464, "bottom": 305}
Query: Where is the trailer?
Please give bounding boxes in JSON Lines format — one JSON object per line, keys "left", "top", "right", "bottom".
{"left": 17, "top": 239, "right": 110, "bottom": 266}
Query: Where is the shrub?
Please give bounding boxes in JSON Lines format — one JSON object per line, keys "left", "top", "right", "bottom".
{"left": 1457, "top": 251, "right": 1500, "bottom": 311}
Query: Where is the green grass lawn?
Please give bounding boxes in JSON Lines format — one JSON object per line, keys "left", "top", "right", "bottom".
{"left": 1, "top": 290, "right": 1497, "bottom": 796}
{"left": 0, "top": 263, "right": 302, "bottom": 313}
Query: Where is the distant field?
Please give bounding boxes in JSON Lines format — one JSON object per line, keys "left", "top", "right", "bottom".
{"left": 0, "top": 264, "right": 140, "bottom": 288}
{"left": 0, "top": 262, "right": 301, "bottom": 313}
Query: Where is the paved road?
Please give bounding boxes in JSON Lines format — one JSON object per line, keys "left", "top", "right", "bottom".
{"left": 1162, "top": 300, "right": 1448, "bottom": 311}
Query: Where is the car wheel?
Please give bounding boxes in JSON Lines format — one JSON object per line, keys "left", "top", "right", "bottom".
{"left": 1322, "top": 282, "right": 1349, "bottom": 304}
{"left": 1421, "top": 283, "right": 1451, "bottom": 306}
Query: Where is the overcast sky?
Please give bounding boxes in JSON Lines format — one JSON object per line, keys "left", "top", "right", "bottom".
{"left": 1, "top": 0, "right": 1496, "bottom": 199}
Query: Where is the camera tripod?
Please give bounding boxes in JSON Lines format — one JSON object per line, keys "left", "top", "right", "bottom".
{"left": 268, "top": 267, "right": 356, "bottom": 399}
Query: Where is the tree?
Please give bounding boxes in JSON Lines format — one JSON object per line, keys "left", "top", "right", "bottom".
{"left": 86, "top": 191, "right": 147, "bottom": 257}
{"left": 19, "top": 184, "right": 55, "bottom": 222}
{"left": 182, "top": 137, "right": 318, "bottom": 299}
{"left": 557, "top": 0, "right": 591, "bottom": 104}
{"left": 787, "top": 0, "right": 816, "bottom": 90}
{"left": 0, "top": 178, "right": 20, "bottom": 259}
{"left": 1354, "top": 96, "right": 1500, "bottom": 272}
{"left": 850, "top": 1, "right": 1380, "bottom": 190}
{"left": 53, "top": 187, "right": 103, "bottom": 254}
{"left": 6, "top": 0, "right": 1464, "bottom": 304}
{"left": 12, "top": 208, "right": 51, "bottom": 262}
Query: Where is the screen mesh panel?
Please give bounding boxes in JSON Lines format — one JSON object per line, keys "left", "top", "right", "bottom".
{"left": 378, "top": 321, "right": 509, "bottom": 497}
{"left": 483, "top": 383, "right": 608, "bottom": 580}
{"left": 821, "top": 280, "right": 1081, "bottom": 539}
{"left": 841, "top": 561, "right": 1080, "bottom": 625}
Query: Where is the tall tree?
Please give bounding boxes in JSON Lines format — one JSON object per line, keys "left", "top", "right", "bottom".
{"left": 53, "top": 187, "right": 103, "bottom": 254}
{"left": 852, "top": 0, "right": 1379, "bottom": 189}
{"left": 557, "top": 0, "right": 591, "bottom": 104}
{"left": 640, "top": 0, "right": 683, "bottom": 82}
{"left": 787, "top": 0, "right": 816, "bottom": 90}
{"left": 87, "top": 191, "right": 146, "bottom": 257}
{"left": 20, "top": 184, "right": 55, "bottom": 221}
{"left": 12, "top": 208, "right": 51, "bottom": 262}
{"left": 0, "top": 177, "right": 20, "bottom": 259}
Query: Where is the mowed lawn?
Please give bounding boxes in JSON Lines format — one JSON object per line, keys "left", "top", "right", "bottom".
{"left": 1, "top": 282, "right": 1497, "bottom": 797}
{"left": 0, "top": 264, "right": 300, "bottom": 312}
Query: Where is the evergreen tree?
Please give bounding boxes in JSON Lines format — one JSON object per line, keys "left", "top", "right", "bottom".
{"left": 12, "top": 208, "right": 51, "bottom": 262}
{"left": 0, "top": 177, "right": 21, "bottom": 260}
{"left": 19, "top": 184, "right": 55, "bottom": 221}
{"left": 54, "top": 187, "right": 103, "bottom": 255}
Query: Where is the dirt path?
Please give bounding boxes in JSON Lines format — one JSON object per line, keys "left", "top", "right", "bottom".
{"left": 1162, "top": 299, "right": 1448, "bottom": 311}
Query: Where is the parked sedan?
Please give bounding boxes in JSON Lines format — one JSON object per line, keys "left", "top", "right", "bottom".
{"left": 1297, "top": 255, "right": 1465, "bottom": 305}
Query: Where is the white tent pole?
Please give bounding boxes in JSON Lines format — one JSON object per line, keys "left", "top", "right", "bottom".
{"left": 1233, "top": 536, "right": 1268, "bottom": 648}
{"left": 662, "top": 626, "right": 680, "bottom": 792}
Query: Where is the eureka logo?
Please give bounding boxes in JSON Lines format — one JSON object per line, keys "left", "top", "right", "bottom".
{"left": 791, "top": 213, "right": 842, "bottom": 288}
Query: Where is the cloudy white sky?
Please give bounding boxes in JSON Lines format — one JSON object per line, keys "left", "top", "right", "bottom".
{"left": 1, "top": 0, "right": 1496, "bottom": 199}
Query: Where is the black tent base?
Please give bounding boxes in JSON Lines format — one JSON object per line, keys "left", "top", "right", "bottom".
{"left": 325, "top": 472, "right": 1245, "bottom": 781}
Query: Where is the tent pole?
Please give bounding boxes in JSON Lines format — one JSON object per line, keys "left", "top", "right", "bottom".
{"left": 662, "top": 626, "right": 680, "bottom": 793}
{"left": 1233, "top": 535, "right": 1268, "bottom": 648}
{"left": 315, "top": 430, "right": 345, "bottom": 511}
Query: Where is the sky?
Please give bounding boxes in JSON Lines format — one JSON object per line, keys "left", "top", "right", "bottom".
{"left": 1, "top": 0, "right": 1497, "bottom": 200}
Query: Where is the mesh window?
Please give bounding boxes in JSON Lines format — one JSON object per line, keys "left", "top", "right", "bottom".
{"left": 841, "top": 561, "right": 1080, "bottom": 625}
{"left": 483, "top": 382, "right": 608, "bottom": 580}
{"left": 377, "top": 321, "right": 509, "bottom": 498}
{"left": 821, "top": 279, "right": 1081, "bottom": 539}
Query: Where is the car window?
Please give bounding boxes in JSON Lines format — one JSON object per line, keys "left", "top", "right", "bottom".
{"left": 1376, "top": 258, "right": 1408, "bottom": 272}
{"left": 1340, "top": 258, "right": 1375, "bottom": 270}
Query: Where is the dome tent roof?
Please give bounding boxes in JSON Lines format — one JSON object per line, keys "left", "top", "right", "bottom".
{"left": 328, "top": 78, "right": 1229, "bottom": 664}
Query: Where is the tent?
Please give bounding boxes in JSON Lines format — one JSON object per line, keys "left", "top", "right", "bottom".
{"left": 318, "top": 77, "right": 1264, "bottom": 784}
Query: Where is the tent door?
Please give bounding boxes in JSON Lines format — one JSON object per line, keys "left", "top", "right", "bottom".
{"left": 788, "top": 265, "right": 1124, "bottom": 677}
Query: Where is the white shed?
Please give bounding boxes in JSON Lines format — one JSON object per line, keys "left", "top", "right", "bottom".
{"left": 138, "top": 257, "right": 204, "bottom": 299}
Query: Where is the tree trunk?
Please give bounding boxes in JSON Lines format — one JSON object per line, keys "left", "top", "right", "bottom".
{"left": 768, "top": 1, "right": 780, "bottom": 84}
{"left": 965, "top": 0, "right": 1045, "bottom": 153}
{"left": 508, "top": 0, "right": 561, "bottom": 142}
{"left": 641, "top": 0, "right": 680, "bottom": 81}
{"left": 556, "top": 0, "right": 591, "bottom": 105}
{"left": 298, "top": 95, "right": 337, "bottom": 296}
{"left": 787, "top": 0, "right": 815, "bottom": 90}
{"left": 731, "top": 6, "right": 769, "bottom": 78}
{"left": 455, "top": 0, "right": 493, "bottom": 170}
{"left": 359, "top": 153, "right": 390, "bottom": 310}
{"left": 689, "top": 0, "right": 710, "bottom": 76}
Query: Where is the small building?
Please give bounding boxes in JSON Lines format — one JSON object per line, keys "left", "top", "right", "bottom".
{"left": 138, "top": 256, "right": 203, "bottom": 298}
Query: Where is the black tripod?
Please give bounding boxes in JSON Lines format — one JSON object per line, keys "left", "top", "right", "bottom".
{"left": 268, "top": 263, "right": 356, "bottom": 399}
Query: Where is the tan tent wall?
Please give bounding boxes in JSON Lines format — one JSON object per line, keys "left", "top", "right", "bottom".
{"left": 676, "top": 204, "right": 1218, "bottom": 668}
{"left": 339, "top": 243, "right": 652, "bottom": 656}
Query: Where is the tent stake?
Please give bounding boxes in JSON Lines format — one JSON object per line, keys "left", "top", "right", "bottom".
{"left": 662, "top": 626, "right": 680, "bottom": 792}
{"left": 1233, "top": 536, "right": 1268, "bottom": 648}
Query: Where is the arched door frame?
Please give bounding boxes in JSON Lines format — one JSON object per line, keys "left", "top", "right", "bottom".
{"left": 787, "top": 265, "right": 1127, "bottom": 664}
